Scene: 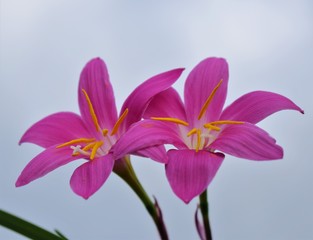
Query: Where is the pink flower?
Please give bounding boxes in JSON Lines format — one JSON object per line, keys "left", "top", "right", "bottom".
{"left": 114, "top": 57, "right": 304, "bottom": 203}
{"left": 17, "top": 58, "right": 184, "bottom": 199}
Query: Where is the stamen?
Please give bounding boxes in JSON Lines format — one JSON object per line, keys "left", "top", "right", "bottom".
{"left": 57, "top": 138, "right": 96, "bottom": 148}
{"left": 82, "top": 142, "right": 96, "bottom": 151}
{"left": 198, "top": 80, "right": 223, "bottom": 120}
{"left": 82, "top": 89, "right": 101, "bottom": 132}
{"left": 186, "top": 128, "right": 202, "bottom": 152}
{"left": 196, "top": 129, "right": 201, "bottom": 152}
{"left": 90, "top": 141, "right": 103, "bottom": 160}
{"left": 187, "top": 128, "right": 198, "bottom": 137}
{"left": 151, "top": 117, "right": 189, "bottom": 126}
{"left": 209, "top": 120, "right": 244, "bottom": 125}
{"left": 102, "top": 129, "right": 109, "bottom": 136}
{"left": 203, "top": 124, "right": 221, "bottom": 131}
{"left": 111, "top": 108, "right": 129, "bottom": 136}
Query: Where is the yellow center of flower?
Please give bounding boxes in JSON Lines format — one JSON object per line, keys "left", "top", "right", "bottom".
{"left": 151, "top": 80, "right": 243, "bottom": 152}
{"left": 56, "top": 89, "right": 128, "bottom": 160}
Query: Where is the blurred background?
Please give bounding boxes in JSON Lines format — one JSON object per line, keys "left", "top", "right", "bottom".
{"left": 1, "top": 0, "right": 312, "bottom": 239}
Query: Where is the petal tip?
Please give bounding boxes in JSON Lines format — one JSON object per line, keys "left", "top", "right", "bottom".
{"left": 18, "top": 131, "right": 29, "bottom": 145}
{"left": 201, "top": 56, "right": 228, "bottom": 65}
{"left": 83, "top": 57, "right": 107, "bottom": 72}
{"left": 81, "top": 194, "right": 91, "bottom": 200}
{"left": 18, "top": 135, "right": 27, "bottom": 145}
{"left": 70, "top": 184, "right": 92, "bottom": 200}
{"left": 167, "top": 67, "right": 185, "bottom": 79}
{"left": 89, "top": 57, "right": 104, "bottom": 64}
{"left": 182, "top": 197, "right": 192, "bottom": 204}
{"left": 15, "top": 179, "right": 25, "bottom": 187}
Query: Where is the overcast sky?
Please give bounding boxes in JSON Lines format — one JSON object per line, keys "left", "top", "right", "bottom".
{"left": 1, "top": 0, "right": 312, "bottom": 239}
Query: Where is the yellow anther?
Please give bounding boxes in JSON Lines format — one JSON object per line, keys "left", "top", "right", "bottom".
{"left": 56, "top": 138, "right": 96, "bottom": 148}
{"left": 151, "top": 117, "right": 189, "bottom": 126}
{"left": 102, "top": 129, "right": 109, "bottom": 136}
{"left": 187, "top": 128, "right": 202, "bottom": 152}
{"left": 111, "top": 108, "right": 129, "bottom": 136}
{"left": 90, "top": 141, "right": 103, "bottom": 160}
{"left": 187, "top": 128, "right": 198, "bottom": 137}
{"left": 196, "top": 129, "right": 201, "bottom": 152}
{"left": 82, "top": 89, "right": 101, "bottom": 132}
{"left": 209, "top": 120, "right": 244, "bottom": 125}
{"left": 198, "top": 80, "right": 223, "bottom": 120}
{"left": 82, "top": 142, "right": 96, "bottom": 152}
{"left": 203, "top": 124, "right": 221, "bottom": 131}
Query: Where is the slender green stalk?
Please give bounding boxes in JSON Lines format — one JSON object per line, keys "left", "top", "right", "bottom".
{"left": 0, "top": 209, "right": 67, "bottom": 240}
{"left": 113, "top": 156, "right": 168, "bottom": 240}
{"left": 199, "top": 190, "right": 212, "bottom": 240}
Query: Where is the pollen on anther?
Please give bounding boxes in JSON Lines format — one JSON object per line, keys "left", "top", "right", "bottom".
{"left": 82, "top": 89, "right": 101, "bottom": 132}
{"left": 82, "top": 142, "right": 96, "bottom": 151}
{"left": 187, "top": 128, "right": 198, "bottom": 137}
{"left": 57, "top": 138, "right": 96, "bottom": 148}
{"left": 111, "top": 108, "right": 129, "bottom": 136}
{"left": 90, "top": 141, "right": 103, "bottom": 160}
{"left": 151, "top": 117, "right": 189, "bottom": 126}
{"left": 198, "top": 80, "right": 223, "bottom": 120}
{"left": 102, "top": 129, "right": 109, "bottom": 136}
{"left": 196, "top": 129, "right": 201, "bottom": 152}
{"left": 203, "top": 123, "right": 221, "bottom": 131}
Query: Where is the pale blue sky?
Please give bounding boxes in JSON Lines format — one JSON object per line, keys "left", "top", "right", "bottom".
{"left": 1, "top": 0, "right": 312, "bottom": 239}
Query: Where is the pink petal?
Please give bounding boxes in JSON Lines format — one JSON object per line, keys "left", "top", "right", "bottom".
{"left": 113, "top": 120, "right": 186, "bottom": 160}
{"left": 184, "top": 57, "right": 229, "bottom": 125}
{"left": 166, "top": 149, "right": 224, "bottom": 204}
{"left": 70, "top": 154, "right": 114, "bottom": 199}
{"left": 143, "top": 87, "right": 187, "bottom": 120}
{"left": 135, "top": 145, "right": 168, "bottom": 163}
{"left": 78, "top": 58, "right": 118, "bottom": 133}
{"left": 16, "top": 146, "right": 80, "bottom": 187}
{"left": 210, "top": 123, "right": 283, "bottom": 160}
{"left": 19, "top": 112, "right": 91, "bottom": 148}
{"left": 220, "top": 91, "right": 304, "bottom": 124}
{"left": 119, "top": 68, "right": 184, "bottom": 132}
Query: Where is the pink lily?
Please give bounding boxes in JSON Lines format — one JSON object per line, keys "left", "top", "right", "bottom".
{"left": 114, "top": 57, "right": 304, "bottom": 203}
{"left": 17, "top": 58, "right": 184, "bottom": 199}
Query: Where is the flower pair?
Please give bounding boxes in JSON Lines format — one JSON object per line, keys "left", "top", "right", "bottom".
{"left": 17, "top": 57, "right": 303, "bottom": 203}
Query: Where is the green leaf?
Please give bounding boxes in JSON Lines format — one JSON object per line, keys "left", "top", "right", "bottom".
{"left": 0, "top": 209, "right": 67, "bottom": 240}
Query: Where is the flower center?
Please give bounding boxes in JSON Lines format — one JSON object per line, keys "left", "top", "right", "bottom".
{"left": 56, "top": 89, "right": 128, "bottom": 160}
{"left": 151, "top": 80, "right": 243, "bottom": 152}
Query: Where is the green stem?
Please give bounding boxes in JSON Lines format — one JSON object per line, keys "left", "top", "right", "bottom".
{"left": 113, "top": 157, "right": 168, "bottom": 240}
{"left": 0, "top": 209, "right": 67, "bottom": 240}
{"left": 199, "top": 190, "right": 212, "bottom": 240}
